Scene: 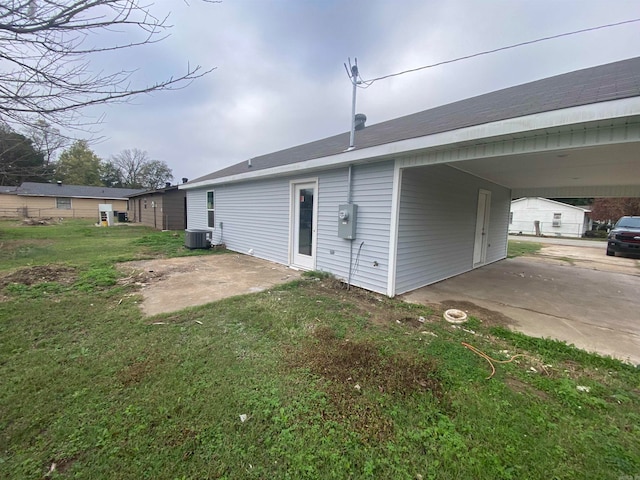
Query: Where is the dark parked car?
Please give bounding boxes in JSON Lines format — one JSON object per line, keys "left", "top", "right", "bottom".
{"left": 607, "top": 216, "right": 640, "bottom": 256}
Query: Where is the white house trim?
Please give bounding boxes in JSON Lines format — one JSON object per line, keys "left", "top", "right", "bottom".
{"left": 288, "top": 177, "right": 319, "bottom": 270}
{"left": 386, "top": 161, "right": 403, "bottom": 297}
{"left": 181, "top": 97, "right": 640, "bottom": 190}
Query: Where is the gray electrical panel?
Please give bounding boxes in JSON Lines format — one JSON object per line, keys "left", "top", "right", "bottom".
{"left": 338, "top": 204, "right": 357, "bottom": 239}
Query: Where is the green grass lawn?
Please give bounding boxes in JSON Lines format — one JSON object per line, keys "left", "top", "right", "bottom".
{"left": 507, "top": 240, "right": 543, "bottom": 258}
{"left": 1, "top": 221, "right": 638, "bottom": 479}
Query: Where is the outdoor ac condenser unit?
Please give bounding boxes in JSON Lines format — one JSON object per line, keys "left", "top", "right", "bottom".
{"left": 184, "top": 229, "right": 211, "bottom": 249}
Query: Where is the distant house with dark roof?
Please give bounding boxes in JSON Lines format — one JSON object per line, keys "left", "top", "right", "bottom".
{"left": 180, "top": 57, "right": 640, "bottom": 297}
{"left": 0, "top": 182, "right": 144, "bottom": 219}
{"left": 126, "top": 182, "right": 187, "bottom": 230}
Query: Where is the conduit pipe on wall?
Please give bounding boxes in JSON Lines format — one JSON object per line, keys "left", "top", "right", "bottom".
{"left": 347, "top": 164, "right": 354, "bottom": 289}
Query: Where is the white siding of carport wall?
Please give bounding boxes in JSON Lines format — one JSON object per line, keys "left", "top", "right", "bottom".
{"left": 186, "top": 178, "right": 291, "bottom": 264}
{"left": 509, "top": 198, "right": 590, "bottom": 238}
{"left": 316, "top": 160, "right": 394, "bottom": 294}
{"left": 394, "top": 164, "right": 510, "bottom": 295}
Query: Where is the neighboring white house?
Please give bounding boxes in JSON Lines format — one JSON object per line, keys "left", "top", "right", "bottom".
{"left": 181, "top": 57, "right": 640, "bottom": 297}
{"left": 510, "top": 197, "right": 592, "bottom": 238}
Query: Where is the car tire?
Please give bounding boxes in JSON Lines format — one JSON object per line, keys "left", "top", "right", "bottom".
{"left": 606, "top": 249, "right": 615, "bottom": 257}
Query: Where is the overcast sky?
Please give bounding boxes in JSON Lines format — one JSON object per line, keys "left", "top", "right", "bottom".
{"left": 81, "top": 0, "right": 640, "bottom": 183}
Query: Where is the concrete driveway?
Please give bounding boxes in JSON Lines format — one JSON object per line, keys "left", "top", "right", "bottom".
{"left": 403, "top": 249, "right": 640, "bottom": 365}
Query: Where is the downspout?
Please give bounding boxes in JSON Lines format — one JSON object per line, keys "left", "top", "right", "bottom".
{"left": 347, "top": 164, "right": 353, "bottom": 204}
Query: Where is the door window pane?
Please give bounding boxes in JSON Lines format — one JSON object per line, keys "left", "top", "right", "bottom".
{"left": 298, "top": 188, "right": 313, "bottom": 256}
{"left": 207, "top": 191, "right": 215, "bottom": 227}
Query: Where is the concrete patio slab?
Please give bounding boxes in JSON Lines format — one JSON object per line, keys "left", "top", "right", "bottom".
{"left": 118, "top": 254, "right": 301, "bottom": 316}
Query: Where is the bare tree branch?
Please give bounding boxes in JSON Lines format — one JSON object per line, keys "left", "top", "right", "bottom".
{"left": 107, "top": 148, "right": 172, "bottom": 189}
{"left": 0, "top": 0, "right": 215, "bottom": 131}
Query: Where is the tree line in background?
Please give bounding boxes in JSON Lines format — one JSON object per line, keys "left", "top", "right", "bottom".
{"left": 550, "top": 197, "right": 640, "bottom": 224}
{"left": 0, "top": 123, "right": 172, "bottom": 190}
{"left": 551, "top": 197, "right": 640, "bottom": 222}
{"left": 1, "top": 0, "right": 211, "bottom": 190}
{"left": 589, "top": 198, "right": 640, "bottom": 223}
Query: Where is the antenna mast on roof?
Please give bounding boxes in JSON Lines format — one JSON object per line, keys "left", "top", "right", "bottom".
{"left": 344, "top": 58, "right": 360, "bottom": 150}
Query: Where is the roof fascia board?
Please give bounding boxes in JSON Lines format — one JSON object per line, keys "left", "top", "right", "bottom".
{"left": 181, "top": 96, "right": 640, "bottom": 190}
{"left": 512, "top": 197, "right": 590, "bottom": 212}
{"left": 533, "top": 197, "right": 591, "bottom": 212}
{"left": 128, "top": 187, "right": 178, "bottom": 197}
{"left": 18, "top": 194, "right": 130, "bottom": 200}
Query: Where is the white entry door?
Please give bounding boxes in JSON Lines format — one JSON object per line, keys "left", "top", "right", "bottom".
{"left": 291, "top": 181, "right": 317, "bottom": 269}
{"left": 473, "top": 189, "right": 491, "bottom": 267}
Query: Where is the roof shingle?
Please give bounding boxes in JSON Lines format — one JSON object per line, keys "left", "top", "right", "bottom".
{"left": 191, "top": 56, "right": 640, "bottom": 184}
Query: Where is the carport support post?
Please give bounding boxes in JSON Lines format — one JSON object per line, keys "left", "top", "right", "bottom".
{"left": 386, "top": 162, "right": 403, "bottom": 298}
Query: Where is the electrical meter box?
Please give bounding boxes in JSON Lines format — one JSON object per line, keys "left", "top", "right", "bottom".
{"left": 338, "top": 204, "right": 357, "bottom": 239}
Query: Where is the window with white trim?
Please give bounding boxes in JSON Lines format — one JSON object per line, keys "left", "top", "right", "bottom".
{"left": 56, "top": 197, "right": 71, "bottom": 209}
{"left": 207, "top": 191, "right": 215, "bottom": 228}
{"left": 552, "top": 213, "right": 562, "bottom": 227}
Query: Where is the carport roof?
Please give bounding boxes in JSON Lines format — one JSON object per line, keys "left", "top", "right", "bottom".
{"left": 190, "top": 56, "right": 640, "bottom": 184}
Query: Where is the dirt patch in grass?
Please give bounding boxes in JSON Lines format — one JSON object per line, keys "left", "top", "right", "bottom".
{"left": 504, "top": 376, "right": 549, "bottom": 400}
{"left": 118, "top": 358, "right": 156, "bottom": 387}
{"left": 44, "top": 453, "right": 81, "bottom": 477}
{"left": 117, "top": 268, "right": 165, "bottom": 287}
{"left": 290, "top": 325, "right": 442, "bottom": 442}
{"left": 311, "top": 279, "right": 438, "bottom": 327}
{"left": 117, "top": 349, "right": 171, "bottom": 387}
{"left": 0, "top": 264, "right": 77, "bottom": 288}
{"left": 22, "top": 217, "right": 59, "bottom": 226}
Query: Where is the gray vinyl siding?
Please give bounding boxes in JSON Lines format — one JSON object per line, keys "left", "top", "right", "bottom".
{"left": 187, "top": 159, "right": 510, "bottom": 296}
{"left": 185, "top": 179, "right": 292, "bottom": 264}
{"left": 186, "top": 161, "right": 394, "bottom": 293}
{"left": 394, "top": 164, "right": 510, "bottom": 294}
{"left": 316, "top": 160, "right": 394, "bottom": 294}
{"left": 213, "top": 177, "right": 291, "bottom": 263}
{"left": 186, "top": 188, "right": 209, "bottom": 230}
